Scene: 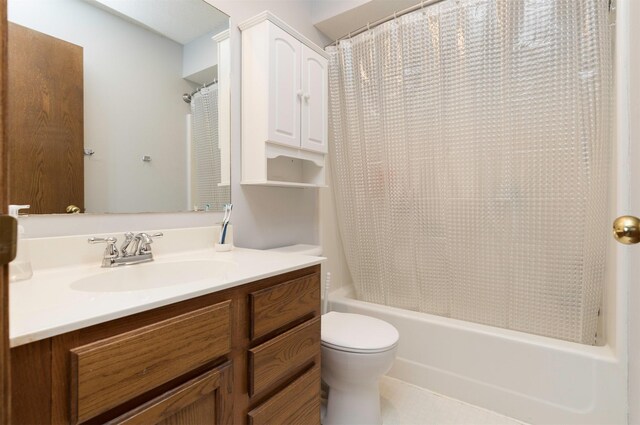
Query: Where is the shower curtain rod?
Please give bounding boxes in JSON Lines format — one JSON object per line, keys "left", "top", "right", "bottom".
{"left": 189, "top": 79, "right": 218, "bottom": 97}
{"left": 327, "top": 0, "right": 447, "bottom": 47}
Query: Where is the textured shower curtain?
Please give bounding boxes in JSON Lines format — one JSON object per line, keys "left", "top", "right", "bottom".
{"left": 190, "top": 85, "right": 230, "bottom": 211}
{"left": 328, "top": 0, "right": 612, "bottom": 344}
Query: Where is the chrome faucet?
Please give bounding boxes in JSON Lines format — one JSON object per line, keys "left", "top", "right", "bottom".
{"left": 88, "top": 232, "right": 163, "bottom": 267}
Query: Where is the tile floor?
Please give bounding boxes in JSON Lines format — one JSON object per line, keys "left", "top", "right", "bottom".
{"left": 379, "top": 376, "right": 526, "bottom": 425}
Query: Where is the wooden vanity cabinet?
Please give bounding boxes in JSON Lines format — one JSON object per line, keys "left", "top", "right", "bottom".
{"left": 10, "top": 265, "right": 321, "bottom": 425}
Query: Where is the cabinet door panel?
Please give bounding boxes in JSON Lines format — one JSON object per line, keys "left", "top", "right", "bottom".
{"left": 107, "top": 361, "right": 233, "bottom": 425}
{"left": 268, "top": 24, "right": 301, "bottom": 148}
{"left": 301, "top": 46, "right": 328, "bottom": 153}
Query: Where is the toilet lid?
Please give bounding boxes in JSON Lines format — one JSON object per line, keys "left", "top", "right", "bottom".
{"left": 321, "top": 312, "right": 399, "bottom": 353}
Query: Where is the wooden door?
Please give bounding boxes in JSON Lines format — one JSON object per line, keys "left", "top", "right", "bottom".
{"left": 7, "top": 23, "right": 83, "bottom": 214}
{"left": 300, "top": 46, "right": 327, "bottom": 153}
{"left": 107, "top": 362, "right": 233, "bottom": 425}
{"left": 628, "top": 0, "right": 640, "bottom": 421}
{"left": 0, "top": 2, "right": 9, "bottom": 423}
{"left": 268, "top": 23, "right": 301, "bottom": 149}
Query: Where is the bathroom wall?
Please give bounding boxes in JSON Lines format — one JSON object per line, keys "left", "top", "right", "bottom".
{"left": 311, "top": 0, "right": 369, "bottom": 24}
{"left": 183, "top": 31, "right": 219, "bottom": 82}
{"left": 14, "top": 0, "right": 353, "bottom": 296}
{"left": 319, "top": 160, "right": 353, "bottom": 290}
{"left": 204, "top": 0, "right": 329, "bottom": 250}
{"left": 9, "top": 0, "right": 193, "bottom": 214}
{"left": 17, "top": 0, "right": 328, "bottom": 247}
{"left": 210, "top": 0, "right": 328, "bottom": 45}
{"left": 16, "top": 0, "right": 354, "bottom": 292}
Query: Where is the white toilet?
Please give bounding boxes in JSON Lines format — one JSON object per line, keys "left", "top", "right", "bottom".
{"left": 266, "top": 244, "right": 399, "bottom": 424}
{"left": 321, "top": 311, "right": 399, "bottom": 425}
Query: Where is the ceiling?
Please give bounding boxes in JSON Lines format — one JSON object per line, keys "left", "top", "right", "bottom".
{"left": 85, "top": 0, "right": 229, "bottom": 45}
{"left": 313, "top": 0, "right": 421, "bottom": 42}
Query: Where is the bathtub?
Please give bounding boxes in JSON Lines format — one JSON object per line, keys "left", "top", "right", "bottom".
{"left": 328, "top": 286, "right": 627, "bottom": 425}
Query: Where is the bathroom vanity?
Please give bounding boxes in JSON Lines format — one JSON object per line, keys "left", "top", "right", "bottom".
{"left": 8, "top": 228, "right": 322, "bottom": 425}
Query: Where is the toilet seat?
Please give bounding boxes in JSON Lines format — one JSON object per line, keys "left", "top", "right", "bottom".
{"left": 321, "top": 311, "right": 399, "bottom": 354}
{"left": 321, "top": 340, "right": 398, "bottom": 354}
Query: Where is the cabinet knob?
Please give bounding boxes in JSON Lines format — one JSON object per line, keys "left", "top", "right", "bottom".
{"left": 296, "top": 90, "right": 303, "bottom": 98}
{"left": 304, "top": 93, "right": 310, "bottom": 101}
{"left": 613, "top": 215, "right": 640, "bottom": 244}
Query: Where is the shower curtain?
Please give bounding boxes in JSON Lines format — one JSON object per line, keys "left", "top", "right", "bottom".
{"left": 190, "top": 85, "right": 230, "bottom": 211}
{"left": 328, "top": 0, "right": 612, "bottom": 344}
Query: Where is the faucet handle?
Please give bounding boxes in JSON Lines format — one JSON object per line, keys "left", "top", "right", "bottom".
{"left": 138, "top": 232, "right": 163, "bottom": 254}
{"left": 88, "top": 236, "right": 117, "bottom": 244}
{"left": 88, "top": 236, "right": 119, "bottom": 258}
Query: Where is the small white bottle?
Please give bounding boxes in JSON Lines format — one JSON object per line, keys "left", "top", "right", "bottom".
{"left": 9, "top": 204, "right": 33, "bottom": 282}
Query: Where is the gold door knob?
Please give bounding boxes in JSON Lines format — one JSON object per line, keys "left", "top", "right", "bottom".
{"left": 613, "top": 215, "right": 640, "bottom": 244}
{"left": 66, "top": 205, "right": 81, "bottom": 214}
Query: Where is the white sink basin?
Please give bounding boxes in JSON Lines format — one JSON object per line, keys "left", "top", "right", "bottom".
{"left": 70, "top": 259, "right": 238, "bottom": 292}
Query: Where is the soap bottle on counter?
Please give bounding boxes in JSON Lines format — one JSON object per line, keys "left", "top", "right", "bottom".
{"left": 9, "top": 204, "right": 33, "bottom": 282}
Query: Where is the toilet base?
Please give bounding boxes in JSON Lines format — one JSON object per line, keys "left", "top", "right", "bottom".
{"left": 323, "top": 384, "right": 382, "bottom": 425}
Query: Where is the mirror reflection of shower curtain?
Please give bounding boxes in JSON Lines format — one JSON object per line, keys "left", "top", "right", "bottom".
{"left": 328, "top": 0, "right": 612, "bottom": 344}
{"left": 189, "top": 85, "right": 230, "bottom": 211}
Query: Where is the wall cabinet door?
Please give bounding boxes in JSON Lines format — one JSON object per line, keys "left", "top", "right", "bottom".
{"left": 301, "top": 46, "right": 328, "bottom": 153}
{"left": 268, "top": 24, "right": 301, "bottom": 149}
{"left": 108, "top": 362, "right": 233, "bottom": 425}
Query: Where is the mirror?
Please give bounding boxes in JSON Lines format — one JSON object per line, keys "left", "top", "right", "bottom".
{"left": 7, "top": 0, "right": 231, "bottom": 214}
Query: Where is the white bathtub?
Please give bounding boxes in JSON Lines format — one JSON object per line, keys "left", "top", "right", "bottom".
{"left": 328, "top": 287, "right": 627, "bottom": 425}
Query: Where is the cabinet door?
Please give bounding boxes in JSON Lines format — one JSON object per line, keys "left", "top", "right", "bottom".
{"left": 301, "top": 46, "right": 328, "bottom": 153}
{"left": 268, "top": 24, "right": 302, "bottom": 148}
{"left": 107, "top": 361, "right": 233, "bottom": 425}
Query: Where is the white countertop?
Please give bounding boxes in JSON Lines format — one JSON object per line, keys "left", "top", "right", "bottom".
{"left": 9, "top": 227, "right": 324, "bottom": 347}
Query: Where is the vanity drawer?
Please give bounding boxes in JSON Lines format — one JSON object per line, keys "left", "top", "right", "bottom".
{"left": 249, "top": 272, "right": 320, "bottom": 340}
{"left": 248, "top": 316, "right": 320, "bottom": 396}
{"left": 70, "top": 301, "right": 232, "bottom": 424}
{"left": 247, "top": 365, "right": 321, "bottom": 425}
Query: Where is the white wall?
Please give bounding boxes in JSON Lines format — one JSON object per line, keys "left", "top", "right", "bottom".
{"left": 320, "top": 159, "right": 352, "bottom": 290}
{"left": 201, "top": 0, "right": 330, "bottom": 250}
{"left": 9, "top": 0, "right": 193, "bottom": 214}
{"left": 210, "top": 0, "right": 328, "bottom": 46}
{"left": 183, "top": 30, "right": 218, "bottom": 82}
{"left": 16, "top": 0, "right": 334, "bottom": 249}
{"left": 311, "top": 0, "right": 368, "bottom": 24}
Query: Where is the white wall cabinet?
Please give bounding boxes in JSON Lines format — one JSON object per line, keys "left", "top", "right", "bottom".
{"left": 240, "top": 12, "right": 328, "bottom": 187}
